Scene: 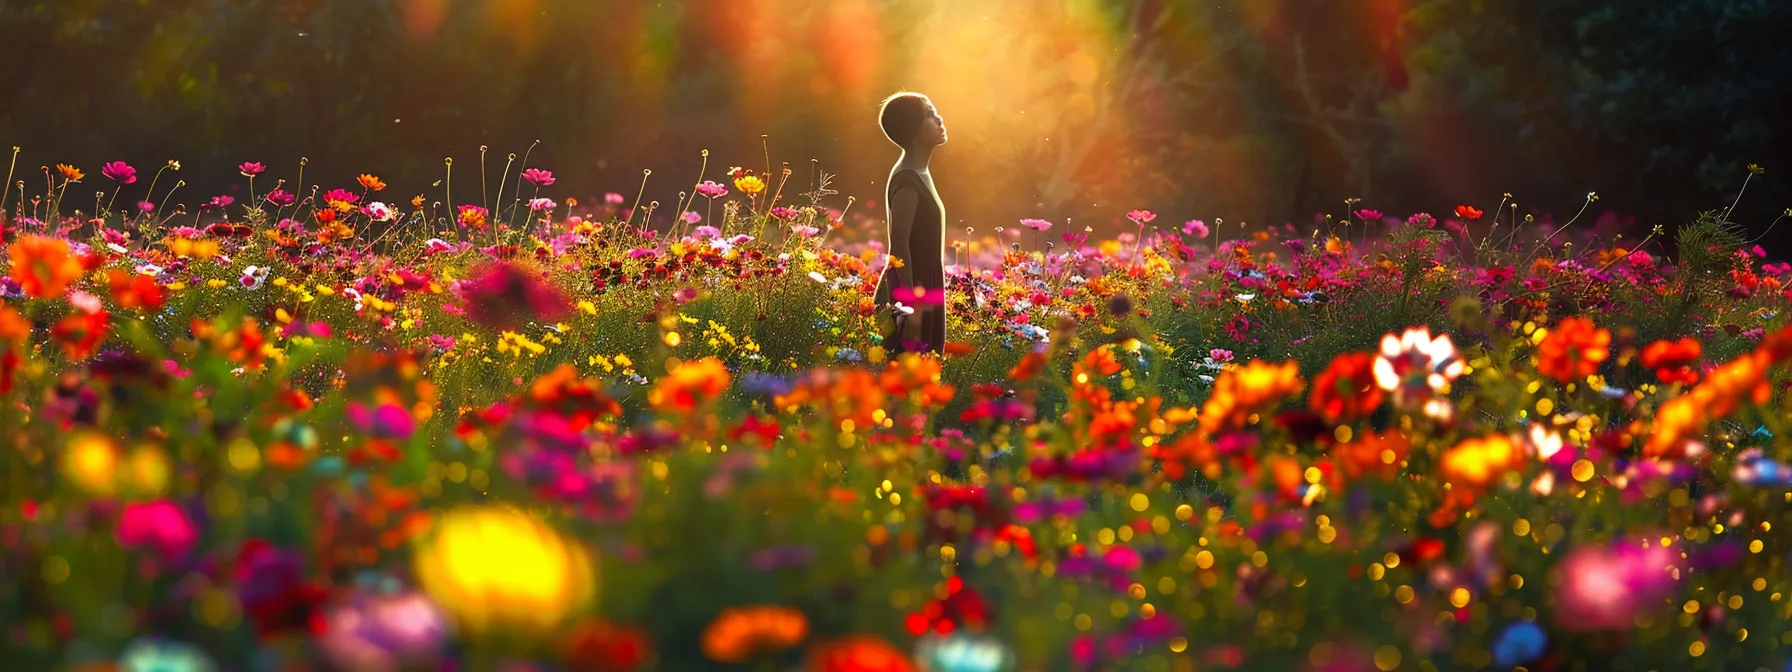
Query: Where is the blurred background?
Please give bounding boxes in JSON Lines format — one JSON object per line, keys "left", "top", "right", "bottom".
{"left": 2, "top": 0, "right": 1788, "bottom": 253}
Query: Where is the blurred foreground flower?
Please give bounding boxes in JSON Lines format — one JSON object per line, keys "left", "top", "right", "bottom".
{"left": 119, "top": 638, "right": 216, "bottom": 672}
{"left": 1554, "top": 541, "right": 1682, "bottom": 631}
{"left": 316, "top": 591, "right": 448, "bottom": 672}
{"left": 914, "top": 633, "right": 1014, "bottom": 672}
{"left": 413, "top": 505, "right": 597, "bottom": 635}
{"left": 1373, "top": 327, "right": 1463, "bottom": 409}
{"left": 807, "top": 634, "right": 919, "bottom": 672}
{"left": 700, "top": 605, "right": 808, "bottom": 663}
{"left": 1536, "top": 316, "right": 1610, "bottom": 383}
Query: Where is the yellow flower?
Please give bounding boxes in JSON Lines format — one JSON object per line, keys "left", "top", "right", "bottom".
{"left": 62, "top": 431, "right": 120, "bottom": 497}
{"left": 734, "top": 175, "right": 766, "bottom": 195}
{"left": 56, "top": 164, "right": 84, "bottom": 182}
{"left": 414, "top": 505, "right": 597, "bottom": 635}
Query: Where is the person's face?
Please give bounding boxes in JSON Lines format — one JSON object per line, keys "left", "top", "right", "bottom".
{"left": 914, "top": 101, "right": 947, "bottom": 147}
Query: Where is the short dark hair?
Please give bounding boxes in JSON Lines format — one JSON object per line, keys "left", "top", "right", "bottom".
{"left": 878, "top": 92, "right": 931, "bottom": 148}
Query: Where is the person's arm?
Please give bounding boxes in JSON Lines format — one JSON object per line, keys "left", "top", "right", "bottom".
{"left": 887, "top": 186, "right": 920, "bottom": 291}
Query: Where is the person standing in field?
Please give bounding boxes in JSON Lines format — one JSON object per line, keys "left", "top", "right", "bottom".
{"left": 873, "top": 91, "right": 948, "bottom": 355}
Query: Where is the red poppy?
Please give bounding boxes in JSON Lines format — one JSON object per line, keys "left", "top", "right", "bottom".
{"left": 1309, "top": 351, "right": 1384, "bottom": 422}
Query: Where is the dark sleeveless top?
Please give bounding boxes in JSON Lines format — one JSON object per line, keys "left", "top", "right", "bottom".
{"left": 875, "top": 168, "right": 946, "bottom": 353}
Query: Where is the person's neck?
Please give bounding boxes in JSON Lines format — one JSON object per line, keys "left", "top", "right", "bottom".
{"left": 896, "top": 145, "right": 934, "bottom": 173}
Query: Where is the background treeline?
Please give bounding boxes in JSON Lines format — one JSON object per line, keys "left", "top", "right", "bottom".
{"left": 1, "top": 0, "right": 1787, "bottom": 251}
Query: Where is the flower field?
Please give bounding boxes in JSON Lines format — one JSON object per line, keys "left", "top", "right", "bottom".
{"left": 4, "top": 155, "right": 1792, "bottom": 672}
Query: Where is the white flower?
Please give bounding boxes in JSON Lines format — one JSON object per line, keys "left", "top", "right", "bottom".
{"left": 1528, "top": 424, "right": 1564, "bottom": 460}
{"left": 1235, "top": 293, "right": 1256, "bottom": 303}
{"left": 1373, "top": 326, "right": 1465, "bottom": 407}
{"left": 807, "top": 271, "right": 828, "bottom": 284}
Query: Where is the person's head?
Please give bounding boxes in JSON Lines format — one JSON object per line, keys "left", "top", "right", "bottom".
{"left": 878, "top": 92, "right": 946, "bottom": 150}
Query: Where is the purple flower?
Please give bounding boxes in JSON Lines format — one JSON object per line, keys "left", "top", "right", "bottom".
{"left": 520, "top": 168, "right": 555, "bottom": 186}
{"left": 102, "top": 161, "right": 138, "bottom": 184}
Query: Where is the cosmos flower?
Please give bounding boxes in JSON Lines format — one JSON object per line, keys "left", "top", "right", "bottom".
{"left": 239, "top": 161, "right": 266, "bottom": 176}
{"left": 1019, "top": 218, "right": 1053, "bottom": 231}
{"left": 695, "top": 180, "right": 728, "bottom": 197}
{"left": 102, "top": 161, "right": 138, "bottom": 184}
{"left": 10, "top": 234, "right": 84, "bottom": 298}
{"left": 1373, "top": 327, "right": 1464, "bottom": 408}
{"left": 1536, "top": 316, "right": 1610, "bottom": 383}
{"left": 1309, "top": 351, "right": 1384, "bottom": 422}
{"left": 520, "top": 168, "right": 555, "bottom": 186}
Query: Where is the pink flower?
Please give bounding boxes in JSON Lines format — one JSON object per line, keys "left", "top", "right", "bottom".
{"left": 137, "top": 200, "right": 156, "bottom": 212}
{"left": 604, "top": 192, "right": 625, "bottom": 205}
{"left": 520, "top": 168, "right": 555, "bottom": 186}
{"left": 790, "top": 225, "right": 819, "bottom": 237}
{"left": 695, "top": 181, "right": 728, "bottom": 198}
{"left": 102, "top": 161, "right": 138, "bottom": 184}
{"left": 324, "top": 189, "right": 359, "bottom": 207}
{"left": 265, "top": 189, "right": 296, "bottom": 207}
{"left": 770, "top": 206, "right": 798, "bottom": 220}
{"left": 207, "top": 195, "right": 235, "bottom": 209}
{"left": 1125, "top": 209, "right": 1156, "bottom": 224}
{"left": 529, "top": 198, "right": 557, "bottom": 212}
{"left": 680, "top": 210, "right": 702, "bottom": 224}
{"left": 1554, "top": 541, "right": 1682, "bottom": 631}
{"left": 1354, "top": 209, "right": 1384, "bottom": 221}
{"left": 1182, "top": 219, "right": 1209, "bottom": 238}
{"left": 457, "top": 261, "right": 573, "bottom": 331}
{"left": 1209, "top": 348, "right": 1233, "bottom": 362}
{"left": 239, "top": 162, "right": 266, "bottom": 177}
{"left": 365, "top": 202, "right": 396, "bottom": 222}
{"left": 116, "top": 500, "right": 200, "bottom": 562}
{"left": 1019, "top": 218, "right": 1053, "bottom": 231}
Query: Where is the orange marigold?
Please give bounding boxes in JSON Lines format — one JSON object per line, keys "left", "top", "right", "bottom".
{"left": 649, "top": 357, "right": 731, "bottom": 414}
{"left": 8, "top": 234, "right": 85, "bottom": 298}
{"left": 1536, "top": 317, "right": 1610, "bottom": 383}
{"left": 1309, "top": 351, "right": 1383, "bottom": 422}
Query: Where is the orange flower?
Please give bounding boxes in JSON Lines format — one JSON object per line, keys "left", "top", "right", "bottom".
{"left": 1647, "top": 350, "right": 1773, "bottom": 458}
{"left": 1454, "top": 204, "right": 1484, "bottom": 220}
{"left": 1072, "top": 345, "right": 1122, "bottom": 385}
{"left": 1328, "top": 430, "right": 1411, "bottom": 482}
{"left": 56, "top": 164, "right": 84, "bottom": 182}
{"left": 776, "top": 368, "right": 887, "bottom": 428}
{"left": 1440, "top": 434, "right": 1523, "bottom": 490}
{"left": 562, "top": 619, "right": 655, "bottom": 672}
{"left": 1309, "top": 351, "right": 1383, "bottom": 422}
{"left": 357, "top": 173, "right": 387, "bottom": 192}
{"left": 880, "top": 354, "right": 956, "bottom": 408}
{"left": 1198, "top": 360, "right": 1305, "bottom": 439}
{"left": 805, "top": 635, "right": 919, "bottom": 672}
{"left": 1641, "top": 337, "right": 1701, "bottom": 385}
{"left": 1008, "top": 352, "right": 1046, "bottom": 382}
{"left": 700, "top": 605, "right": 808, "bottom": 663}
{"left": 411, "top": 194, "right": 426, "bottom": 208}
{"left": 107, "top": 269, "right": 165, "bottom": 312}
{"left": 51, "top": 309, "right": 110, "bottom": 360}
{"left": 1536, "top": 316, "right": 1610, "bottom": 383}
{"left": 0, "top": 305, "right": 27, "bottom": 342}
{"left": 648, "top": 357, "right": 731, "bottom": 415}
{"left": 8, "top": 234, "right": 85, "bottom": 298}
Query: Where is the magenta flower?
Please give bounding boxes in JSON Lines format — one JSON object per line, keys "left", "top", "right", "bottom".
{"left": 265, "top": 189, "right": 296, "bottom": 207}
{"left": 116, "top": 500, "right": 200, "bottom": 562}
{"left": 528, "top": 198, "right": 557, "bottom": 212}
{"left": 1182, "top": 219, "right": 1209, "bottom": 238}
{"left": 604, "top": 192, "right": 625, "bottom": 205}
{"left": 348, "top": 401, "right": 416, "bottom": 440}
{"left": 136, "top": 200, "right": 156, "bottom": 213}
{"left": 695, "top": 181, "right": 728, "bottom": 198}
{"left": 102, "top": 161, "right": 138, "bottom": 185}
{"left": 207, "top": 195, "right": 235, "bottom": 209}
{"left": 770, "top": 206, "right": 798, "bottom": 220}
{"left": 1019, "top": 218, "right": 1053, "bottom": 231}
{"left": 239, "top": 162, "right": 266, "bottom": 177}
{"left": 456, "top": 261, "right": 573, "bottom": 331}
{"left": 680, "top": 210, "right": 702, "bottom": 223}
{"left": 1354, "top": 209, "right": 1384, "bottom": 221}
{"left": 324, "top": 188, "right": 359, "bottom": 207}
{"left": 365, "top": 201, "right": 396, "bottom": 222}
{"left": 521, "top": 168, "right": 555, "bottom": 187}
{"left": 1126, "top": 209, "right": 1156, "bottom": 223}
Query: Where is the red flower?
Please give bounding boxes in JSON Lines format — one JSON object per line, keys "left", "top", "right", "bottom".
{"left": 1454, "top": 205, "right": 1484, "bottom": 220}
{"left": 1641, "top": 337, "right": 1702, "bottom": 385}
{"left": 1309, "top": 351, "right": 1384, "bottom": 422}
{"left": 51, "top": 309, "right": 110, "bottom": 360}
{"left": 107, "top": 269, "right": 165, "bottom": 312}
{"left": 807, "top": 635, "right": 920, "bottom": 672}
{"left": 1536, "top": 317, "right": 1611, "bottom": 383}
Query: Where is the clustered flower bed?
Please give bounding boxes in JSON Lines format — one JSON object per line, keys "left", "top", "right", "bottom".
{"left": 1, "top": 156, "right": 1790, "bottom": 671}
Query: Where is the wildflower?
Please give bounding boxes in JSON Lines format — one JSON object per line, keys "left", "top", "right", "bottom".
{"left": 807, "top": 635, "right": 920, "bottom": 672}
{"left": 413, "top": 505, "right": 597, "bottom": 634}
{"left": 604, "top": 192, "right": 626, "bottom": 205}
{"left": 561, "top": 620, "right": 655, "bottom": 672}
{"left": 530, "top": 198, "right": 558, "bottom": 212}
{"left": 317, "top": 591, "right": 448, "bottom": 672}
{"left": 239, "top": 161, "right": 266, "bottom": 176}
{"left": 457, "top": 261, "right": 573, "bottom": 331}
{"left": 700, "top": 605, "right": 808, "bottom": 663}
{"left": 358, "top": 173, "right": 387, "bottom": 191}
{"left": 240, "top": 265, "right": 270, "bottom": 290}
{"left": 457, "top": 204, "right": 490, "bottom": 229}
{"left": 1454, "top": 205, "right": 1484, "bottom": 220}
{"left": 649, "top": 357, "right": 731, "bottom": 415}
{"left": 206, "top": 194, "right": 236, "bottom": 210}
{"left": 107, "top": 269, "right": 165, "bottom": 311}
{"left": 137, "top": 199, "right": 156, "bottom": 212}
{"left": 1641, "top": 337, "right": 1701, "bottom": 385}
{"left": 1536, "top": 316, "right": 1610, "bottom": 383}
{"left": 1019, "top": 218, "right": 1053, "bottom": 231}
{"left": 56, "top": 163, "right": 84, "bottom": 182}
{"left": 735, "top": 174, "right": 767, "bottom": 195}
{"left": 679, "top": 209, "right": 701, "bottom": 223}
{"left": 1182, "top": 219, "right": 1209, "bottom": 238}
{"left": 102, "top": 161, "right": 138, "bottom": 184}
{"left": 325, "top": 188, "right": 359, "bottom": 212}
{"left": 1553, "top": 542, "right": 1681, "bottom": 631}
{"left": 521, "top": 168, "right": 555, "bottom": 186}
{"left": 265, "top": 188, "right": 296, "bottom": 207}
{"left": 696, "top": 181, "right": 728, "bottom": 197}
{"left": 1197, "top": 360, "right": 1305, "bottom": 438}
{"left": 1440, "top": 434, "right": 1524, "bottom": 490}
{"left": 791, "top": 224, "right": 819, "bottom": 237}
{"left": 116, "top": 500, "right": 200, "bottom": 563}
{"left": 1125, "top": 210, "right": 1155, "bottom": 223}
{"left": 1354, "top": 209, "right": 1383, "bottom": 221}
{"left": 366, "top": 201, "right": 397, "bottom": 222}
{"left": 1373, "top": 327, "right": 1464, "bottom": 408}
{"left": 1309, "top": 351, "right": 1384, "bottom": 422}
{"left": 9, "top": 234, "right": 84, "bottom": 298}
